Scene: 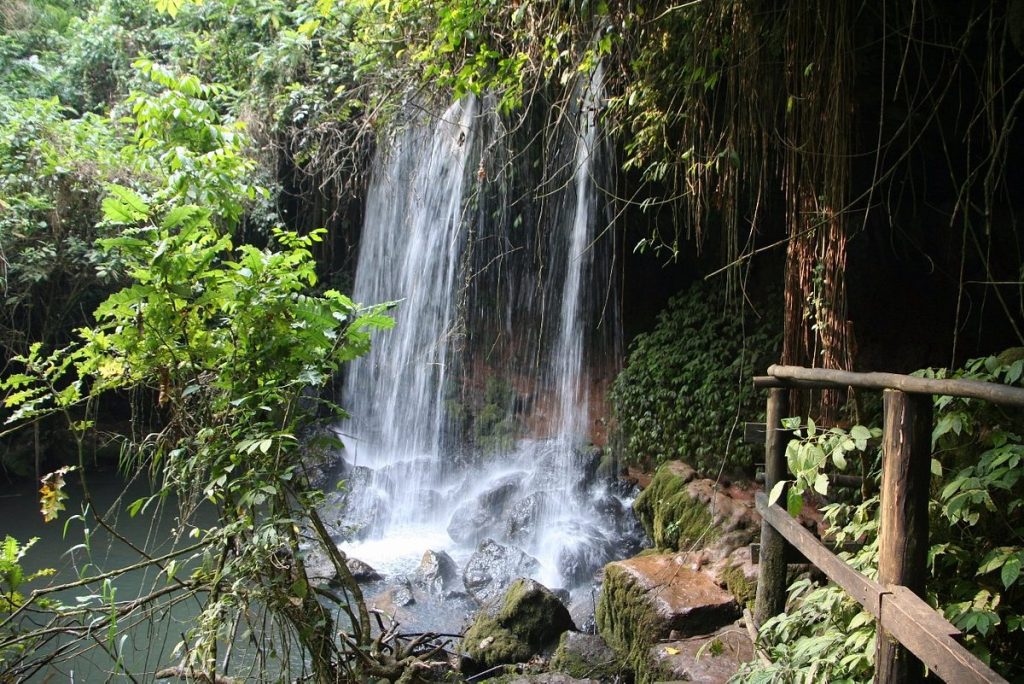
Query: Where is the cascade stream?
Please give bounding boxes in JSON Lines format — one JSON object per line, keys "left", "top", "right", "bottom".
{"left": 331, "top": 69, "right": 639, "bottom": 613}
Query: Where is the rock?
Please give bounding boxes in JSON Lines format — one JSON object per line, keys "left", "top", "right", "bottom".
{"left": 299, "top": 547, "right": 381, "bottom": 586}
{"left": 573, "top": 444, "right": 603, "bottom": 488}
{"left": 300, "top": 544, "right": 335, "bottom": 587}
{"left": 632, "top": 461, "right": 711, "bottom": 551}
{"left": 506, "top": 492, "right": 550, "bottom": 544}
{"left": 568, "top": 586, "right": 601, "bottom": 635}
{"left": 647, "top": 622, "right": 754, "bottom": 683}
{"left": 346, "top": 557, "right": 382, "bottom": 583}
{"left": 529, "top": 446, "right": 598, "bottom": 494}
{"left": 391, "top": 581, "right": 415, "bottom": 607}
{"left": 326, "top": 464, "right": 392, "bottom": 541}
{"left": 632, "top": 462, "right": 760, "bottom": 558}
{"left": 596, "top": 446, "right": 621, "bottom": 480}
{"left": 556, "top": 522, "right": 616, "bottom": 586}
{"left": 686, "top": 480, "right": 759, "bottom": 548}
{"left": 447, "top": 473, "right": 526, "bottom": 545}
{"left": 415, "top": 549, "right": 460, "bottom": 597}
{"left": 705, "top": 545, "right": 759, "bottom": 608}
{"left": 596, "top": 553, "right": 740, "bottom": 679}
{"left": 463, "top": 539, "right": 540, "bottom": 605}
{"left": 461, "top": 578, "right": 576, "bottom": 671}
{"left": 550, "top": 631, "right": 627, "bottom": 682}
{"left": 371, "top": 577, "right": 416, "bottom": 614}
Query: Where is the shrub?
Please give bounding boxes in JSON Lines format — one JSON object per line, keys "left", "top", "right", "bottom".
{"left": 611, "top": 280, "right": 780, "bottom": 475}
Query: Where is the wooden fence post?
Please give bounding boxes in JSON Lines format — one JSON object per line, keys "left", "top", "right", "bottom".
{"left": 876, "top": 389, "right": 933, "bottom": 683}
{"left": 754, "top": 387, "right": 790, "bottom": 627}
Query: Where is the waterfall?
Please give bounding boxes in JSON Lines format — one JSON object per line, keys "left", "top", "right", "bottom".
{"left": 335, "top": 70, "right": 633, "bottom": 594}
{"left": 340, "top": 99, "right": 477, "bottom": 531}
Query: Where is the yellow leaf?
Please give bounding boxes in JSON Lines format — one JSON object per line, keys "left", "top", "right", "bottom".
{"left": 664, "top": 647, "right": 680, "bottom": 655}
{"left": 39, "top": 466, "right": 75, "bottom": 523}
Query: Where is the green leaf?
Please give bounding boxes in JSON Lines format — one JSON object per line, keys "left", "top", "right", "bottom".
{"left": 832, "top": 449, "right": 847, "bottom": 470}
{"left": 813, "top": 472, "right": 829, "bottom": 495}
{"left": 850, "top": 425, "right": 871, "bottom": 441}
{"left": 850, "top": 424, "right": 871, "bottom": 450}
{"left": 1002, "top": 556, "right": 1021, "bottom": 589}
{"left": 1007, "top": 359, "right": 1023, "bottom": 384}
{"left": 102, "top": 185, "right": 149, "bottom": 224}
{"left": 787, "top": 487, "right": 804, "bottom": 517}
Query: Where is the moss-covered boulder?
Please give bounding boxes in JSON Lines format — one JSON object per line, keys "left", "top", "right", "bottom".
{"left": 595, "top": 554, "right": 739, "bottom": 682}
{"left": 632, "top": 461, "right": 713, "bottom": 550}
{"left": 462, "top": 578, "right": 576, "bottom": 671}
{"left": 633, "top": 461, "right": 761, "bottom": 559}
{"left": 550, "top": 631, "right": 630, "bottom": 682}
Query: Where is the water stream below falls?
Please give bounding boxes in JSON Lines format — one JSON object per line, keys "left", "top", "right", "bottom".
{"left": 330, "top": 68, "right": 641, "bottom": 629}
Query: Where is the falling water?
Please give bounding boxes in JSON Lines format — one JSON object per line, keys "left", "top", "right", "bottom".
{"left": 335, "top": 70, "right": 636, "bottom": 599}
{"left": 552, "top": 63, "right": 603, "bottom": 447}
{"left": 340, "top": 99, "right": 477, "bottom": 531}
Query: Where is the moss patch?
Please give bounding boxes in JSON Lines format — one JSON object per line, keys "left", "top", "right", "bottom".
{"left": 595, "top": 563, "right": 659, "bottom": 683}
{"left": 633, "top": 461, "right": 717, "bottom": 551}
{"left": 720, "top": 563, "right": 756, "bottom": 611}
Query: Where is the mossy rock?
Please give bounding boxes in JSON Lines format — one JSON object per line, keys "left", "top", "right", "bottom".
{"left": 596, "top": 555, "right": 739, "bottom": 684}
{"left": 632, "top": 461, "right": 717, "bottom": 551}
{"left": 550, "top": 631, "right": 630, "bottom": 682}
{"left": 462, "top": 578, "right": 575, "bottom": 671}
{"left": 719, "top": 563, "right": 755, "bottom": 610}
{"left": 595, "top": 562, "right": 659, "bottom": 681}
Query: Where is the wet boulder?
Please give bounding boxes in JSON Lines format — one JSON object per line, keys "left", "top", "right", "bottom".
{"left": 374, "top": 576, "right": 416, "bottom": 610}
{"left": 529, "top": 447, "right": 594, "bottom": 494}
{"left": 415, "top": 549, "right": 461, "bottom": 597}
{"left": 447, "top": 473, "right": 526, "bottom": 545}
{"left": 573, "top": 444, "right": 604, "bottom": 489}
{"left": 325, "top": 464, "right": 392, "bottom": 541}
{"left": 556, "top": 522, "right": 616, "bottom": 586}
{"left": 462, "top": 578, "right": 576, "bottom": 671}
{"left": 346, "top": 557, "right": 382, "bottom": 583}
{"left": 505, "top": 492, "right": 550, "bottom": 544}
{"left": 463, "top": 539, "right": 540, "bottom": 605}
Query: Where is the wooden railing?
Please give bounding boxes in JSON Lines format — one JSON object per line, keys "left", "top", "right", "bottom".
{"left": 751, "top": 365, "right": 1024, "bottom": 684}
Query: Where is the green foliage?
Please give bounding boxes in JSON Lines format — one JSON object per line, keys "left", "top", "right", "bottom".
{"left": 741, "top": 352, "right": 1024, "bottom": 682}
{"left": 611, "top": 280, "right": 780, "bottom": 474}
{"left": 0, "top": 94, "right": 128, "bottom": 356}
{"left": 126, "top": 59, "right": 266, "bottom": 227}
{"left": 768, "top": 418, "right": 881, "bottom": 517}
{"left": 2, "top": 189, "right": 391, "bottom": 678}
{"left": 0, "top": 535, "right": 58, "bottom": 669}
{"left": 0, "top": 45, "right": 393, "bottom": 675}
{"left": 918, "top": 353, "right": 1024, "bottom": 674}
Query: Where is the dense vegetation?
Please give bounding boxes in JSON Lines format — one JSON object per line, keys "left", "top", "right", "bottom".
{"left": 0, "top": 0, "right": 1022, "bottom": 681}
{"left": 742, "top": 353, "right": 1024, "bottom": 681}
{"left": 611, "top": 280, "right": 780, "bottom": 476}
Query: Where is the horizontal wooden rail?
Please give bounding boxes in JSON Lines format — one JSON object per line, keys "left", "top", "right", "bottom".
{"left": 755, "top": 492, "right": 1006, "bottom": 684}
{"left": 752, "top": 365, "right": 1024, "bottom": 407}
